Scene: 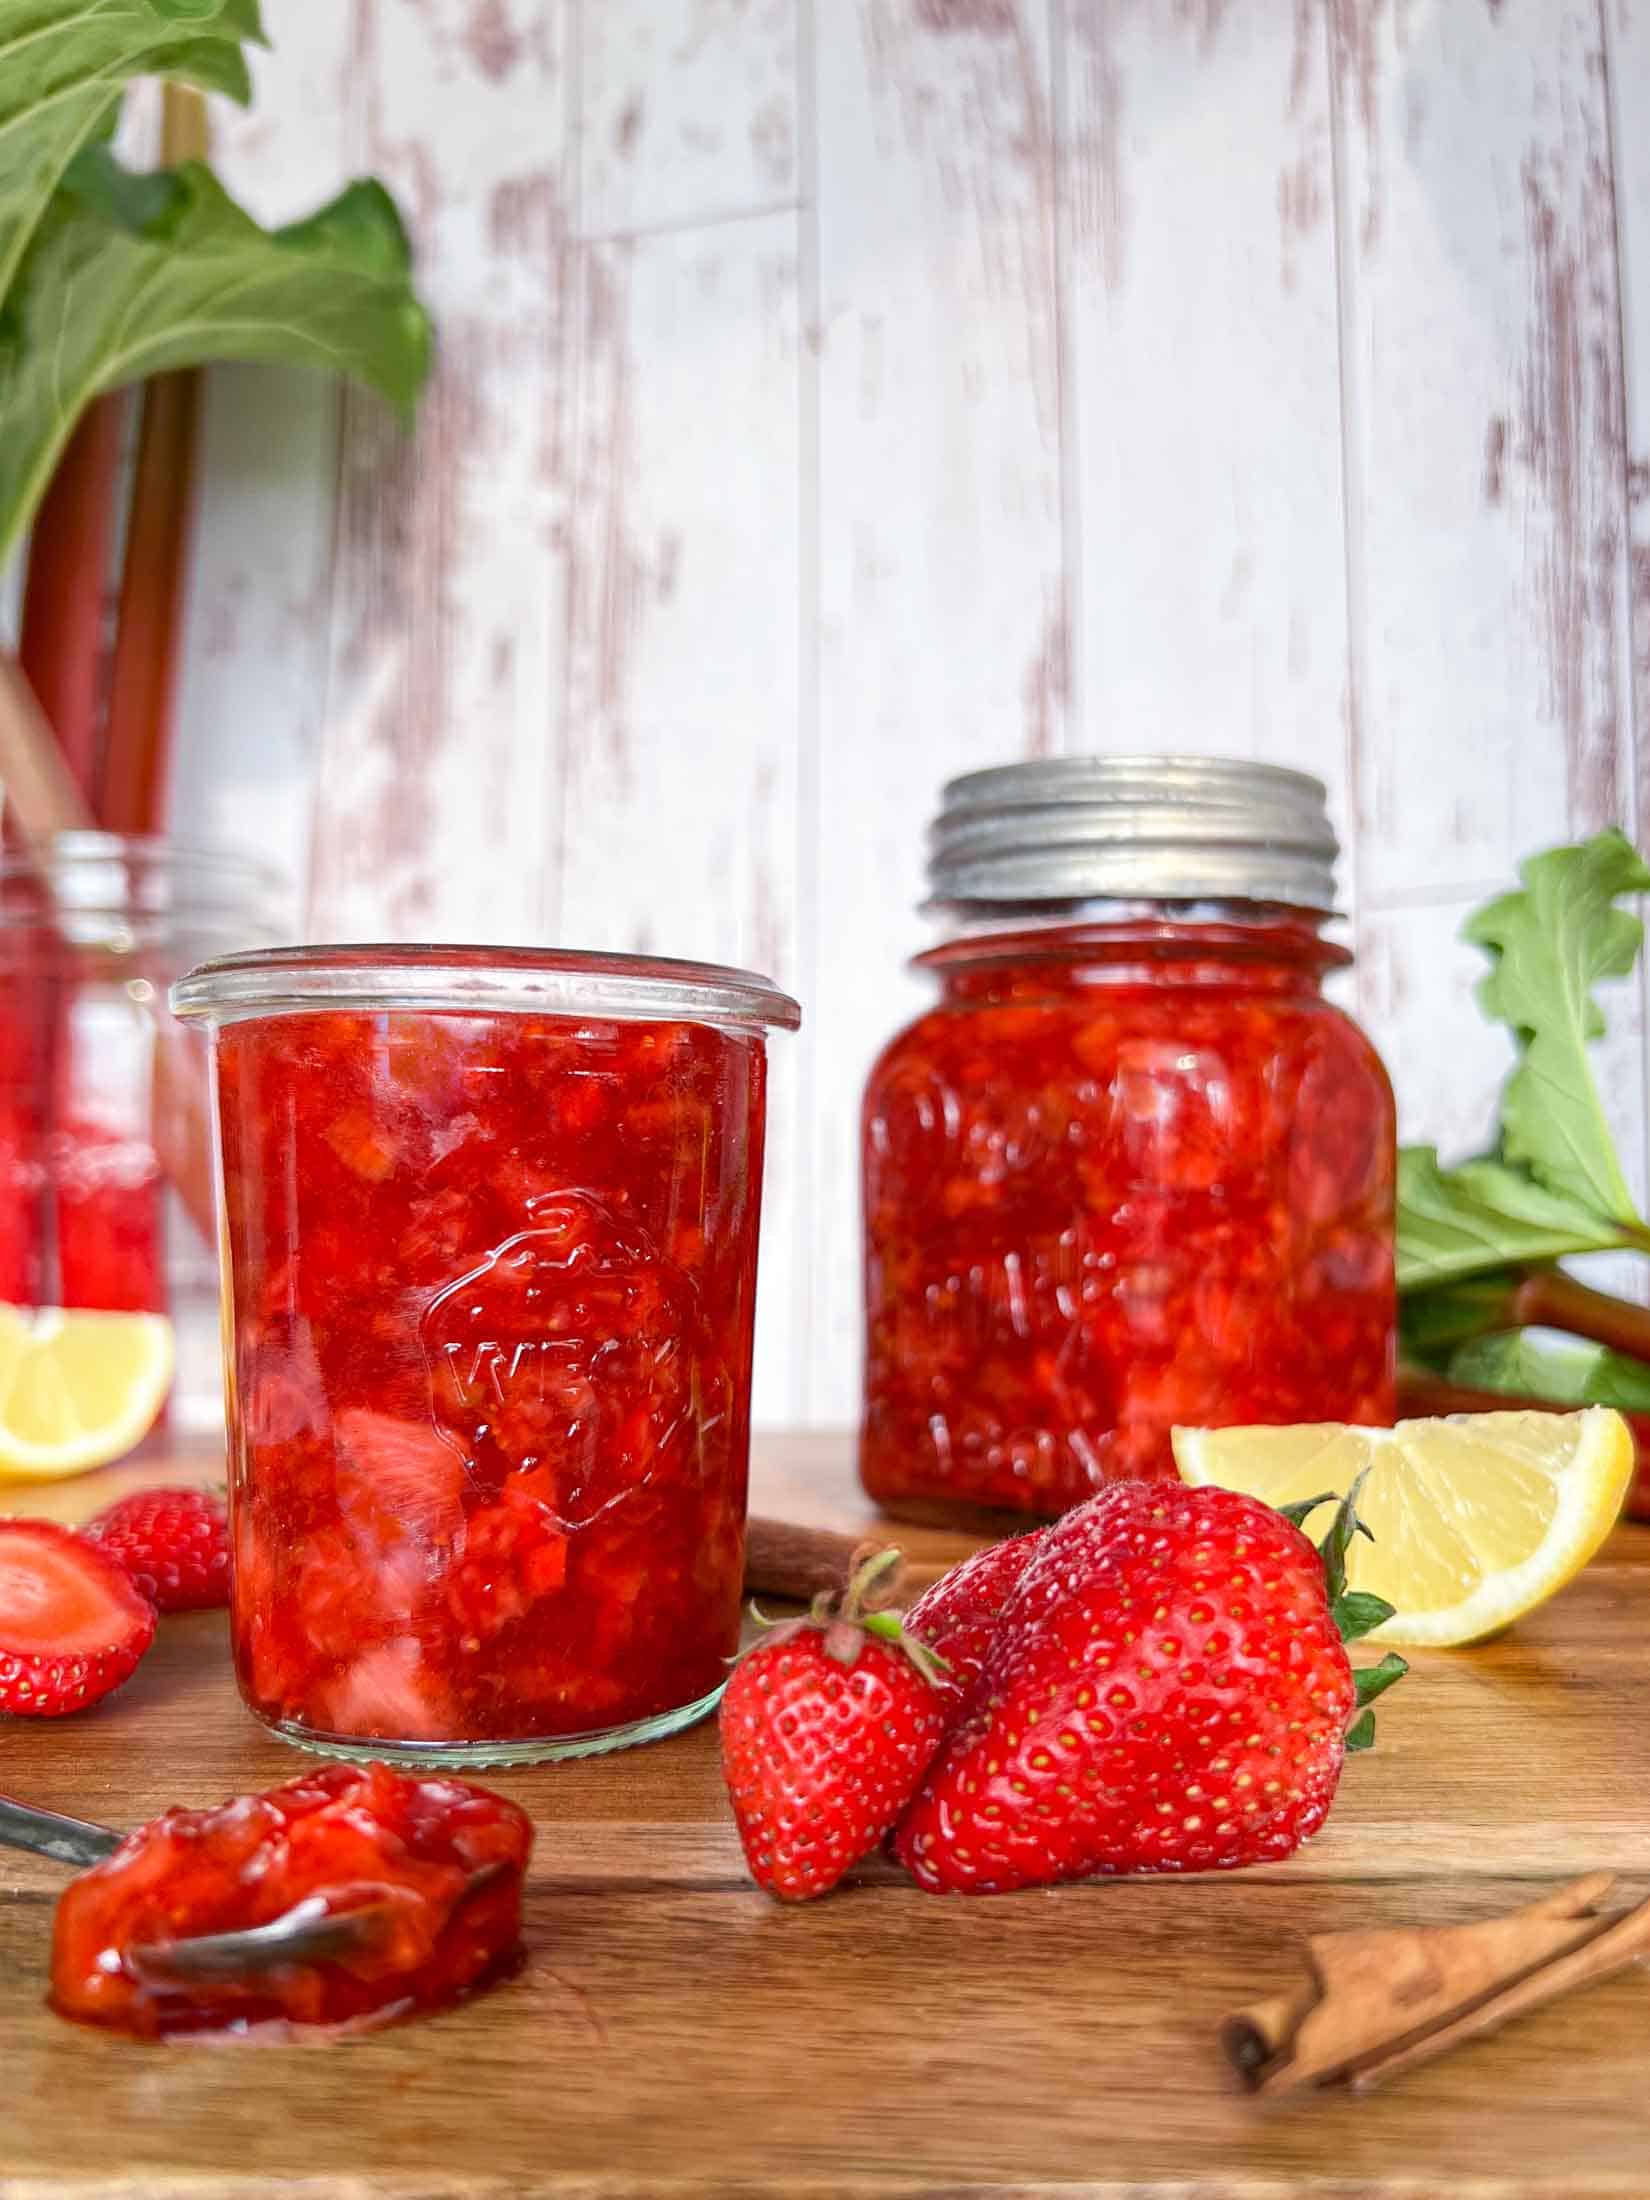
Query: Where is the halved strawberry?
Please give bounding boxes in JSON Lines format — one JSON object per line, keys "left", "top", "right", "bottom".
{"left": 0, "top": 1520, "right": 156, "bottom": 1717}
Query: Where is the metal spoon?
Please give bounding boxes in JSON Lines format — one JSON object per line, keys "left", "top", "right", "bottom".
{"left": 0, "top": 1790, "right": 408, "bottom": 1979}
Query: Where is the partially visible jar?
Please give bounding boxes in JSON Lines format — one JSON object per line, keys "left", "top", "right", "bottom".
{"left": 860, "top": 758, "right": 1396, "bottom": 1525}
{"left": 172, "top": 945, "right": 800, "bottom": 1765}
{"left": 0, "top": 836, "right": 284, "bottom": 1433}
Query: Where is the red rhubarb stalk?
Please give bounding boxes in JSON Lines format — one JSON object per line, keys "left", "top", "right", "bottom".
{"left": 1509, "top": 1267, "right": 1650, "bottom": 1365}
{"left": 16, "top": 399, "right": 125, "bottom": 809}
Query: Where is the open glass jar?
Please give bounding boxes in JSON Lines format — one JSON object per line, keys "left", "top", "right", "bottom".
{"left": 173, "top": 945, "right": 800, "bottom": 1765}
{"left": 0, "top": 836, "right": 283, "bottom": 1432}
{"left": 860, "top": 758, "right": 1396, "bottom": 1525}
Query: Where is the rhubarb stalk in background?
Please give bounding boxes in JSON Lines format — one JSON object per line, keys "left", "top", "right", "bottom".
{"left": 58, "top": 85, "right": 216, "bottom": 1332}
{"left": 98, "top": 84, "right": 208, "bottom": 837}
{"left": 14, "top": 398, "right": 124, "bottom": 807}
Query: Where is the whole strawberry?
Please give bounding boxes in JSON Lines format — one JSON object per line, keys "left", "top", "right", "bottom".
{"left": 904, "top": 1527, "right": 1046, "bottom": 1704}
{"left": 0, "top": 1519, "right": 156, "bottom": 1717}
{"left": 895, "top": 1482, "right": 1385, "bottom": 1895}
{"left": 85, "top": 1486, "right": 230, "bottom": 1613}
{"left": 721, "top": 1547, "right": 949, "bottom": 1901}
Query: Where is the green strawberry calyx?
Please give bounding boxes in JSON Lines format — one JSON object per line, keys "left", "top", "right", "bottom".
{"left": 744, "top": 1543, "right": 949, "bottom": 1688}
{"left": 1277, "top": 1474, "right": 1409, "bottom": 1755}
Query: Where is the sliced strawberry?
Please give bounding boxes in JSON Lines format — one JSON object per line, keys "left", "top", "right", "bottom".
{"left": 84, "top": 1486, "right": 230, "bottom": 1612}
{"left": 0, "top": 1520, "right": 156, "bottom": 1717}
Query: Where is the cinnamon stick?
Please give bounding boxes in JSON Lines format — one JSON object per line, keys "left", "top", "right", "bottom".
{"left": 1353, "top": 1884, "right": 1650, "bottom": 2090}
{"left": 743, "top": 1517, "right": 898, "bottom": 1605}
{"left": 1224, "top": 1874, "right": 1650, "bottom": 2097}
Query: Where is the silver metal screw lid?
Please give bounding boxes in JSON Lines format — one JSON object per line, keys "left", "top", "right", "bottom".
{"left": 925, "top": 755, "right": 1339, "bottom": 911}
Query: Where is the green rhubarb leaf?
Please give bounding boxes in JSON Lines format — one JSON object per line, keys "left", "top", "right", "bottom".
{"left": 1447, "top": 1329, "right": 1650, "bottom": 1415}
{"left": 1395, "top": 1145, "right": 1628, "bottom": 1293}
{"left": 0, "top": 144, "right": 431, "bottom": 561}
{"left": 1399, "top": 1271, "right": 1520, "bottom": 1365}
{"left": 1466, "top": 831, "right": 1650, "bottom": 1223}
{"left": 0, "top": 0, "right": 260, "bottom": 304}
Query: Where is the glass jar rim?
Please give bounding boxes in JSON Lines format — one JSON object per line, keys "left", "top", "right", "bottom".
{"left": 171, "top": 942, "right": 803, "bottom": 1034}
{"left": 0, "top": 831, "right": 287, "bottom": 927}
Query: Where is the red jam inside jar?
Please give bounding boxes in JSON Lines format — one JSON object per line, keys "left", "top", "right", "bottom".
{"left": 174, "top": 947, "right": 798, "bottom": 1763}
{"left": 861, "top": 911, "right": 1396, "bottom": 1523}
{"left": 49, "top": 1763, "right": 532, "bottom": 2038}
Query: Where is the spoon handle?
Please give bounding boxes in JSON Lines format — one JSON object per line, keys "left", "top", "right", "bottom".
{"left": 0, "top": 1793, "right": 122, "bottom": 1869}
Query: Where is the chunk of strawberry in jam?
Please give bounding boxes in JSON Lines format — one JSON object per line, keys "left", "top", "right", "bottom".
{"left": 49, "top": 1763, "right": 532, "bottom": 2038}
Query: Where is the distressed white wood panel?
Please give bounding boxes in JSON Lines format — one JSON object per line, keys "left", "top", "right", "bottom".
{"left": 580, "top": 0, "right": 798, "bottom": 237}
{"left": 1604, "top": 2, "right": 1650, "bottom": 1209}
{"left": 1060, "top": 0, "right": 1353, "bottom": 867}
{"left": 559, "top": 212, "right": 803, "bottom": 1421}
{"left": 307, "top": 0, "right": 574, "bottom": 942}
{"left": 1333, "top": 0, "right": 1634, "bottom": 905}
{"left": 1360, "top": 895, "right": 1518, "bottom": 1166}
{"left": 1336, "top": 0, "right": 1646, "bottom": 1295}
{"left": 806, "top": 0, "right": 1066, "bottom": 1424}
{"left": 166, "top": 366, "right": 334, "bottom": 919}
{"left": 146, "top": 24, "right": 350, "bottom": 912}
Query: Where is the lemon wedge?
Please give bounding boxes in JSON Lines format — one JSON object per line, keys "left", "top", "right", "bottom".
{"left": 1172, "top": 1408, "right": 1632, "bottom": 1646}
{"left": 0, "top": 1305, "right": 174, "bottom": 1481}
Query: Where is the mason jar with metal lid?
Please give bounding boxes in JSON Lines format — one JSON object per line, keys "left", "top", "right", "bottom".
{"left": 173, "top": 944, "right": 800, "bottom": 1764}
{"left": 860, "top": 756, "right": 1396, "bottom": 1526}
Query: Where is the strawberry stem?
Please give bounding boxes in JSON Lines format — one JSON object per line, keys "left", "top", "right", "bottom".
{"left": 838, "top": 1544, "right": 904, "bottom": 1624}
{"left": 1274, "top": 1479, "right": 1411, "bottom": 1752}
{"left": 735, "top": 1545, "right": 947, "bottom": 1689}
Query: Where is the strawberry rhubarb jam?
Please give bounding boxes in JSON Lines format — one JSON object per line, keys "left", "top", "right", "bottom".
{"left": 50, "top": 1763, "right": 532, "bottom": 2037}
{"left": 862, "top": 759, "right": 1396, "bottom": 1524}
{"left": 173, "top": 947, "right": 798, "bottom": 1762}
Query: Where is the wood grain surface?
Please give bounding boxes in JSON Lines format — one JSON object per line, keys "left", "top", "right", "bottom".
{"left": 134, "top": 1, "right": 1650, "bottom": 1432}
{"left": 2, "top": 1433, "right": 1649, "bottom": 2197}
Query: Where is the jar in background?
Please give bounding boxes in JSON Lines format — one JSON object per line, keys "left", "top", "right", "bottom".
{"left": 172, "top": 945, "right": 800, "bottom": 1766}
{"left": 860, "top": 758, "right": 1396, "bottom": 1525}
{"left": 0, "top": 835, "right": 283, "bottom": 1433}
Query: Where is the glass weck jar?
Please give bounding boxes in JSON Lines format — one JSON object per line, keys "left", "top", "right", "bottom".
{"left": 0, "top": 835, "right": 283, "bottom": 1432}
{"left": 860, "top": 757, "right": 1396, "bottom": 1526}
{"left": 172, "top": 945, "right": 800, "bottom": 1765}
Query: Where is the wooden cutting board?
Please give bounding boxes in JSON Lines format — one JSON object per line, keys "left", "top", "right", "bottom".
{"left": 3, "top": 1432, "right": 1648, "bottom": 2198}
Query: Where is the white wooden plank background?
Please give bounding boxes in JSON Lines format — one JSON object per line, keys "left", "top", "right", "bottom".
{"left": 74, "top": 0, "right": 1650, "bottom": 1422}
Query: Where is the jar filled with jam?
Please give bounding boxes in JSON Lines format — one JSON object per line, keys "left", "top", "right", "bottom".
{"left": 173, "top": 946, "right": 799, "bottom": 1765}
{"left": 860, "top": 758, "right": 1396, "bottom": 1526}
